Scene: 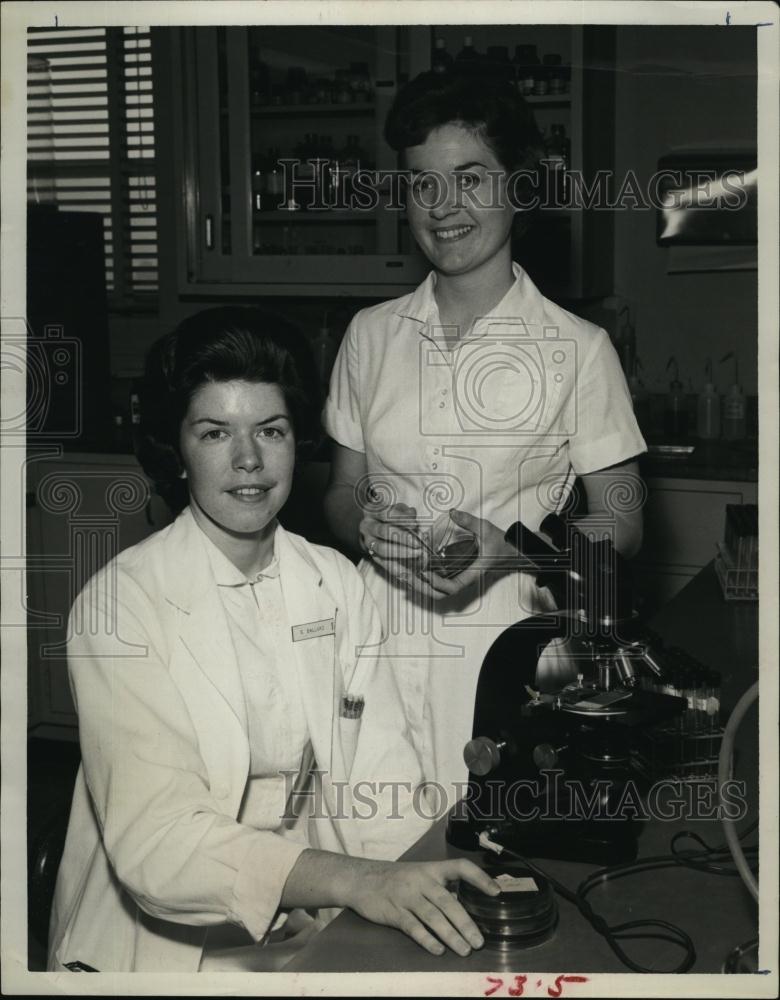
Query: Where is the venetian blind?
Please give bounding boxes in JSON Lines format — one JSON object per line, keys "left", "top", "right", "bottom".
{"left": 27, "top": 26, "right": 158, "bottom": 303}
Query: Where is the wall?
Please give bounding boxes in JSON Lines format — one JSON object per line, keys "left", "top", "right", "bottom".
{"left": 612, "top": 26, "right": 758, "bottom": 394}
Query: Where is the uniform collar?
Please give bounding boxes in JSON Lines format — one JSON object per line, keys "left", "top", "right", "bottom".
{"left": 199, "top": 524, "right": 282, "bottom": 586}
{"left": 162, "top": 509, "right": 317, "bottom": 613}
{"left": 394, "top": 262, "right": 546, "bottom": 337}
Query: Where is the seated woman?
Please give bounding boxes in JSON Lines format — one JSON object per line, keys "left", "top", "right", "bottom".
{"left": 47, "top": 307, "right": 499, "bottom": 973}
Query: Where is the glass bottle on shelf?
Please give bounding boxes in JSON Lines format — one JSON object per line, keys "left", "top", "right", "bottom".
{"left": 251, "top": 159, "right": 265, "bottom": 212}
{"left": 486, "top": 45, "right": 512, "bottom": 81}
{"left": 265, "top": 147, "right": 285, "bottom": 211}
{"left": 312, "top": 77, "right": 330, "bottom": 104}
{"left": 349, "top": 62, "right": 371, "bottom": 102}
{"left": 457, "top": 36, "right": 479, "bottom": 62}
{"left": 664, "top": 357, "right": 689, "bottom": 440}
{"left": 319, "top": 134, "right": 338, "bottom": 207}
{"left": 432, "top": 37, "right": 453, "bottom": 74}
{"left": 286, "top": 66, "right": 307, "bottom": 106}
{"left": 312, "top": 312, "right": 337, "bottom": 390}
{"left": 533, "top": 61, "right": 549, "bottom": 96}
{"left": 544, "top": 53, "right": 565, "bottom": 95}
{"left": 332, "top": 69, "right": 353, "bottom": 105}
{"left": 249, "top": 55, "right": 270, "bottom": 106}
{"left": 339, "top": 133, "right": 362, "bottom": 204}
{"left": 292, "top": 134, "right": 314, "bottom": 210}
{"left": 512, "top": 44, "right": 539, "bottom": 96}
{"left": 543, "top": 123, "right": 570, "bottom": 204}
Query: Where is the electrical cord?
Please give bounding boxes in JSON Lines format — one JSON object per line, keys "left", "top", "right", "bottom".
{"left": 479, "top": 831, "right": 696, "bottom": 973}
{"left": 723, "top": 936, "right": 759, "bottom": 973}
{"left": 669, "top": 822, "right": 758, "bottom": 877}
{"left": 478, "top": 814, "right": 759, "bottom": 974}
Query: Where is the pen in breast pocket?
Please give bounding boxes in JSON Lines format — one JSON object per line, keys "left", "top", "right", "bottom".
{"left": 340, "top": 693, "right": 365, "bottom": 720}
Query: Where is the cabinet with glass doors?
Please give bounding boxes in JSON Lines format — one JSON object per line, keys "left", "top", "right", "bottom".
{"left": 169, "top": 24, "right": 614, "bottom": 299}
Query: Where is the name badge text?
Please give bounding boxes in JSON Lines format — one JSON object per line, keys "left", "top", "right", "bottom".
{"left": 291, "top": 617, "right": 336, "bottom": 642}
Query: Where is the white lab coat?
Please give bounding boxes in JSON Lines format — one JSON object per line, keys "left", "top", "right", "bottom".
{"left": 48, "top": 509, "right": 430, "bottom": 972}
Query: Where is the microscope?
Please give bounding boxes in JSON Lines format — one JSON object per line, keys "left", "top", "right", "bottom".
{"left": 446, "top": 513, "right": 688, "bottom": 865}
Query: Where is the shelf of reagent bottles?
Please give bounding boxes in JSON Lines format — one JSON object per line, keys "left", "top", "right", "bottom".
{"left": 246, "top": 97, "right": 569, "bottom": 116}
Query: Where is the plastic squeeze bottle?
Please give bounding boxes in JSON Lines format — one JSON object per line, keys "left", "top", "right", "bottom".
{"left": 312, "top": 311, "right": 337, "bottom": 391}
{"left": 664, "top": 356, "right": 688, "bottom": 439}
{"left": 697, "top": 359, "right": 721, "bottom": 440}
{"left": 720, "top": 352, "right": 746, "bottom": 441}
{"left": 615, "top": 305, "right": 636, "bottom": 378}
{"left": 628, "top": 357, "right": 650, "bottom": 434}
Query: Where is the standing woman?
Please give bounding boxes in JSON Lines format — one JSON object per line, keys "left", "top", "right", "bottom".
{"left": 323, "top": 71, "right": 647, "bottom": 807}
{"left": 48, "top": 307, "right": 499, "bottom": 973}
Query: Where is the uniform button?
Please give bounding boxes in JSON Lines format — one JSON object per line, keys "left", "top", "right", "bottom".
{"left": 439, "top": 401, "right": 445, "bottom": 408}
{"left": 432, "top": 463, "right": 438, "bottom": 470}
{"left": 433, "top": 448, "right": 439, "bottom": 455}
{"left": 441, "top": 388, "right": 448, "bottom": 395}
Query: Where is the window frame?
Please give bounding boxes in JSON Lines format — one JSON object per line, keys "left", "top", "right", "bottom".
{"left": 26, "top": 25, "right": 159, "bottom": 312}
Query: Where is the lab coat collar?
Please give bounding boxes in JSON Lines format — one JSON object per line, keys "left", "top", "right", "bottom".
{"left": 160, "top": 511, "right": 352, "bottom": 809}
{"left": 161, "top": 508, "right": 321, "bottom": 612}
{"left": 394, "top": 262, "right": 547, "bottom": 335}
{"left": 201, "top": 524, "right": 282, "bottom": 585}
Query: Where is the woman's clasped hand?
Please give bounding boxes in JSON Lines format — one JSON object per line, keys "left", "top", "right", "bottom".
{"left": 360, "top": 504, "right": 519, "bottom": 599}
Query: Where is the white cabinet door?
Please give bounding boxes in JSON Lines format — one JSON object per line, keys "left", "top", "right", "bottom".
{"left": 635, "top": 477, "right": 758, "bottom": 611}
{"left": 26, "top": 453, "right": 172, "bottom": 737}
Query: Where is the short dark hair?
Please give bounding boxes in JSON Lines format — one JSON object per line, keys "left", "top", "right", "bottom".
{"left": 384, "top": 69, "right": 543, "bottom": 177}
{"left": 137, "top": 307, "right": 321, "bottom": 514}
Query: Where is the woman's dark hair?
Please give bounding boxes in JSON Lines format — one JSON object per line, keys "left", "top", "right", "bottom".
{"left": 136, "top": 306, "right": 321, "bottom": 514}
{"left": 384, "top": 70, "right": 544, "bottom": 240}
{"left": 384, "top": 69, "right": 543, "bottom": 179}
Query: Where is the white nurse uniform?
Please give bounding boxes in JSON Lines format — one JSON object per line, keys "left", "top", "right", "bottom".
{"left": 324, "top": 263, "right": 647, "bottom": 805}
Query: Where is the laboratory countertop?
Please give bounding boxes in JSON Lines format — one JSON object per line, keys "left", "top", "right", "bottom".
{"left": 640, "top": 439, "right": 758, "bottom": 482}
{"left": 288, "top": 563, "right": 761, "bottom": 976}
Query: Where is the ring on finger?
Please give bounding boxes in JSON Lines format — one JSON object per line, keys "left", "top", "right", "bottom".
{"left": 367, "top": 540, "right": 377, "bottom": 558}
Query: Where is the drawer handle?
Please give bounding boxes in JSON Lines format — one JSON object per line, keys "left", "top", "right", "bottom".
{"left": 205, "top": 214, "right": 214, "bottom": 250}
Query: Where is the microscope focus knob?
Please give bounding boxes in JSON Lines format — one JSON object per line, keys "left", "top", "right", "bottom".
{"left": 533, "top": 743, "right": 566, "bottom": 770}
{"left": 464, "top": 737, "right": 504, "bottom": 776}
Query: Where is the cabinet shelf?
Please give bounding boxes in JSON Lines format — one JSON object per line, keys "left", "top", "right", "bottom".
{"left": 249, "top": 101, "right": 375, "bottom": 118}
{"left": 253, "top": 209, "right": 378, "bottom": 224}
{"left": 525, "top": 94, "right": 571, "bottom": 107}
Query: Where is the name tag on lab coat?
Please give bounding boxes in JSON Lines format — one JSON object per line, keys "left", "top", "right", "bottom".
{"left": 291, "top": 617, "right": 336, "bottom": 642}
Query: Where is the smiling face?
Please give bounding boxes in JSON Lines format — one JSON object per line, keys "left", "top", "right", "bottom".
{"left": 179, "top": 379, "right": 295, "bottom": 571}
{"left": 405, "top": 122, "right": 516, "bottom": 280}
